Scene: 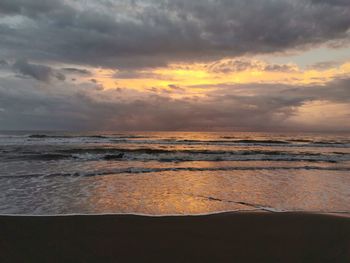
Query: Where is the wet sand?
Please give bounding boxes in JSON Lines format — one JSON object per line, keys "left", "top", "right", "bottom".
{"left": 0, "top": 212, "right": 350, "bottom": 262}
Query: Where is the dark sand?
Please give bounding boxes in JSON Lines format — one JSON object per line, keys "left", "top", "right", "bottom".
{"left": 1, "top": 212, "right": 350, "bottom": 263}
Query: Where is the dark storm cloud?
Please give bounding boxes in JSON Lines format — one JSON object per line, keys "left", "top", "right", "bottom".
{"left": 12, "top": 59, "right": 65, "bottom": 82}
{"left": 0, "top": 0, "right": 349, "bottom": 68}
{"left": 0, "top": 75, "right": 349, "bottom": 131}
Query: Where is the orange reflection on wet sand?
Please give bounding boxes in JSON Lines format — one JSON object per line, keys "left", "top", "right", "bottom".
{"left": 82, "top": 169, "right": 249, "bottom": 215}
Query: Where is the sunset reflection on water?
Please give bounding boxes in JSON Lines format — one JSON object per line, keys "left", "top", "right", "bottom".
{"left": 0, "top": 131, "right": 349, "bottom": 215}
{"left": 77, "top": 167, "right": 350, "bottom": 215}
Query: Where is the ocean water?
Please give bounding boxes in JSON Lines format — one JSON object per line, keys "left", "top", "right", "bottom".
{"left": 0, "top": 131, "right": 349, "bottom": 215}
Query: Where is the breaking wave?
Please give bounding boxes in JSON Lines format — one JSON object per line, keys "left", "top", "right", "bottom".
{"left": 2, "top": 147, "right": 349, "bottom": 163}
{"left": 1, "top": 165, "right": 349, "bottom": 178}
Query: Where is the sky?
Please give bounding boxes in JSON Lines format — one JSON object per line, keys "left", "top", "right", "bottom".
{"left": 0, "top": 0, "right": 350, "bottom": 131}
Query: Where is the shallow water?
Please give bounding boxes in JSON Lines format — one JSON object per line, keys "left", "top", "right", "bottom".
{"left": 0, "top": 131, "right": 349, "bottom": 215}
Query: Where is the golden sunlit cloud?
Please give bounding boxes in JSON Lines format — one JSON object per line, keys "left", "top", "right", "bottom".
{"left": 82, "top": 58, "right": 350, "bottom": 99}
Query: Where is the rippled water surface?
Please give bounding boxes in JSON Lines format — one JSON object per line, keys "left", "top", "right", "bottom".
{"left": 0, "top": 131, "right": 349, "bottom": 215}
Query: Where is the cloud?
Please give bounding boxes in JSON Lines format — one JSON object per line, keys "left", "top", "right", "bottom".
{"left": 0, "top": 0, "right": 349, "bottom": 68}
{"left": 168, "top": 84, "right": 185, "bottom": 92}
{"left": 62, "top": 68, "right": 91, "bottom": 75}
{"left": 12, "top": 59, "right": 65, "bottom": 82}
{"left": 0, "top": 0, "right": 63, "bottom": 16}
{"left": 308, "top": 61, "right": 341, "bottom": 70}
{"left": 0, "top": 59, "right": 8, "bottom": 66}
{"left": 310, "top": 0, "right": 350, "bottom": 6}
{"left": 207, "top": 59, "right": 298, "bottom": 73}
{"left": 0, "top": 73, "right": 349, "bottom": 131}
{"left": 0, "top": 0, "right": 349, "bottom": 131}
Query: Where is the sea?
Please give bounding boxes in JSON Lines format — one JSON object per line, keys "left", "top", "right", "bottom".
{"left": 0, "top": 131, "right": 349, "bottom": 215}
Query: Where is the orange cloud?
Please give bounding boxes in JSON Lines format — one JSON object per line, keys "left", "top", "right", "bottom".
{"left": 78, "top": 59, "right": 350, "bottom": 98}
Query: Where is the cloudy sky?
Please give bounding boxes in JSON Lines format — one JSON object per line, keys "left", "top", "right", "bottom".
{"left": 0, "top": 0, "right": 350, "bottom": 131}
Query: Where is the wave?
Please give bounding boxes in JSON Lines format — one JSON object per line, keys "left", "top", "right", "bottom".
{"left": 3, "top": 148, "right": 349, "bottom": 163}
{"left": 163, "top": 139, "right": 290, "bottom": 144}
{"left": 1, "top": 165, "right": 349, "bottom": 178}
{"left": 58, "top": 147, "right": 347, "bottom": 156}
{"left": 4, "top": 153, "right": 73, "bottom": 161}
{"left": 109, "top": 139, "right": 350, "bottom": 148}
{"left": 228, "top": 139, "right": 290, "bottom": 144}
{"left": 28, "top": 134, "right": 148, "bottom": 139}
{"left": 2, "top": 134, "right": 349, "bottom": 148}
{"left": 8, "top": 134, "right": 346, "bottom": 145}
{"left": 26, "top": 135, "right": 288, "bottom": 143}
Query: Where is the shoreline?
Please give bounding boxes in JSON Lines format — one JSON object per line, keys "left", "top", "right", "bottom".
{"left": 1, "top": 212, "right": 350, "bottom": 262}
{"left": 0, "top": 209, "right": 350, "bottom": 217}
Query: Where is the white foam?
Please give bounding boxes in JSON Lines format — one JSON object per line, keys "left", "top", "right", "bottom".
{"left": 0, "top": 209, "right": 349, "bottom": 217}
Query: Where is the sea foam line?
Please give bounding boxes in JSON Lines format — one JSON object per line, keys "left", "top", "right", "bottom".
{"left": 0, "top": 209, "right": 350, "bottom": 218}
{"left": 0, "top": 165, "right": 349, "bottom": 178}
